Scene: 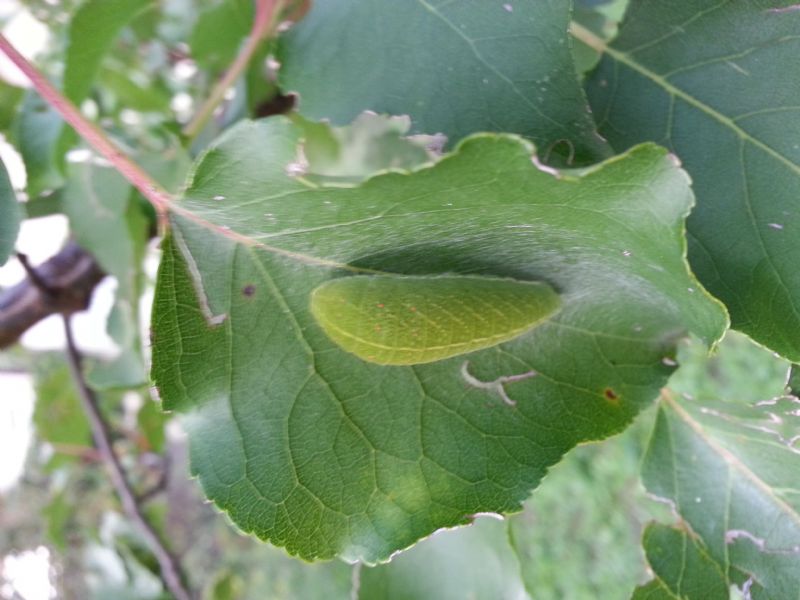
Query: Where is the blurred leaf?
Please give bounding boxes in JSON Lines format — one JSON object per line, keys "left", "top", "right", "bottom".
{"left": 668, "top": 331, "right": 789, "bottom": 404}
{"left": 788, "top": 364, "right": 800, "bottom": 397}
{"left": 63, "top": 0, "right": 155, "bottom": 104}
{"left": 23, "top": 189, "right": 64, "bottom": 218}
{"left": 86, "top": 224, "right": 149, "bottom": 391}
{"left": 13, "top": 90, "right": 65, "bottom": 197}
{"left": 204, "top": 571, "right": 245, "bottom": 600}
{"left": 642, "top": 336, "right": 800, "bottom": 598}
{"left": 245, "top": 40, "right": 279, "bottom": 114}
{"left": 114, "top": 533, "right": 160, "bottom": 579}
{"left": 633, "top": 523, "right": 729, "bottom": 600}
{"left": 194, "top": 527, "right": 352, "bottom": 600}
{"left": 134, "top": 133, "right": 192, "bottom": 194}
{"left": 358, "top": 517, "right": 530, "bottom": 600}
{"left": 137, "top": 399, "right": 167, "bottom": 453}
{"left": 359, "top": 419, "right": 668, "bottom": 600}
{"left": 59, "top": 0, "right": 157, "bottom": 160}
{"left": 297, "top": 112, "right": 438, "bottom": 184}
{"left": 278, "top": 0, "right": 610, "bottom": 164}
{"left": 584, "top": 1, "right": 800, "bottom": 361}
{"left": 0, "top": 156, "right": 20, "bottom": 265}
{"left": 508, "top": 417, "right": 670, "bottom": 600}
{"left": 571, "top": 0, "right": 629, "bottom": 75}
{"left": 151, "top": 117, "right": 726, "bottom": 562}
{"left": 82, "top": 511, "right": 171, "bottom": 599}
{"left": 33, "top": 361, "right": 92, "bottom": 459}
{"left": 99, "top": 65, "right": 171, "bottom": 113}
{"left": 43, "top": 489, "right": 73, "bottom": 552}
{"left": 59, "top": 136, "right": 187, "bottom": 390}
{"left": 87, "top": 300, "right": 148, "bottom": 390}
{"left": 61, "top": 159, "right": 149, "bottom": 389}
{"left": 127, "top": 0, "right": 163, "bottom": 42}
{"left": 189, "top": 0, "right": 253, "bottom": 70}
{"left": 84, "top": 543, "right": 165, "bottom": 600}
{"left": 0, "top": 80, "right": 24, "bottom": 132}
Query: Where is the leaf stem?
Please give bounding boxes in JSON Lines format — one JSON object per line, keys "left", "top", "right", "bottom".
{"left": 0, "top": 34, "right": 171, "bottom": 222}
{"left": 62, "top": 316, "right": 193, "bottom": 600}
{"left": 182, "top": 0, "right": 285, "bottom": 141}
{"left": 568, "top": 21, "right": 608, "bottom": 54}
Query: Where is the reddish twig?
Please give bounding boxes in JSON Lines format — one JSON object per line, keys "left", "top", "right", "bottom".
{"left": 0, "top": 34, "right": 171, "bottom": 224}
{"left": 182, "top": 0, "right": 285, "bottom": 140}
{"left": 62, "top": 316, "right": 193, "bottom": 600}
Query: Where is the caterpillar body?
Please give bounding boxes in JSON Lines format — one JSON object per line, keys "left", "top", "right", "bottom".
{"left": 310, "top": 274, "right": 560, "bottom": 365}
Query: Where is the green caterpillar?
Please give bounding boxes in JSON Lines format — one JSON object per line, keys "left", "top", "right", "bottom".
{"left": 310, "top": 274, "right": 561, "bottom": 365}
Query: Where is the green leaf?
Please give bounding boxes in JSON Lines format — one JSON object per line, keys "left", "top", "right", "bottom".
{"left": 189, "top": 0, "right": 253, "bottom": 70}
{"left": 137, "top": 399, "right": 167, "bottom": 453}
{"left": 13, "top": 90, "right": 65, "bottom": 197}
{"left": 204, "top": 570, "right": 244, "bottom": 600}
{"left": 151, "top": 117, "right": 726, "bottom": 562}
{"left": 631, "top": 579, "right": 674, "bottom": 600}
{"left": 43, "top": 489, "right": 73, "bottom": 552}
{"left": 360, "top": 419, "right": 664, "bottom": 599}
{"left": 297, "top": 112, "right": 439, "bottom": 184}
{"left": 0, "top": 80, "right": 24, "bottom": 132}
{"left": 668, "top": 331, "right": 789, "bottom": 404}
{"left": 571, "top": 0, "right": 629, "bottom": 76}
{"left": 63, "top": 0, "right": 155, "bottom": 104}
{"left": 635, "top": 523, "right": 729, "bottom": 600}
{"left": 509, "top": 417, "right": 669, "bottom": 599}
{"left": 582, "top": 1, "right": 800, "bottom": 361}
{"left": 57, "top": 0, "right": 156, "bottom": 165}
{"left": 788, "top": 364, "right": 800, "bottom": 397}
{"left": 196, "top": 520, "right": 353, "bottom": 600}
{"left": 0, "top": 157, "right": 20, "bottom": 265}
{"left": 642, "top": 336, "right": 799, "bottom": 598}
{"left": 358, "top": 516, "right": 530, "bottom": 600}
{"left": 61, "top": 159, "right": 149, "bottom": 389}
{"left": 278, "top": 0, "right": 610, "bottom": 164}
{"left": 33, "top": 361, "right": 92, "bottom": 464}
{"left": 98, "top": 64, "right": 171, "bottom": 113}
{"left": 62, "top": 137, "right": 187, "bottom": 389}
{"left": 24, "top": 190, "right": 64, "bottom": 219}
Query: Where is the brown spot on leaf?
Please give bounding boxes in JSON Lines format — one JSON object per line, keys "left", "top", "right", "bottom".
{"left": 604, "top": 388, "right": 619, "bottom": 401}
{"left": 242, "top": 284, "right": 256, "bottom": 297}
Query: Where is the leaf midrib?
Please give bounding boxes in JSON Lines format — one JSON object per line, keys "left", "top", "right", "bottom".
{"left": 663, "top": 392, "right": 800, "bottom": 531}
{"left": 569, "top": 22, "right": 800, "bottom": 178}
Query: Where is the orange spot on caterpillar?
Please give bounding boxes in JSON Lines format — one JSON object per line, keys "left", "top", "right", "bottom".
{"left": 409, "top": 306, "right": 417, "bottom": 312}
{"left": 377, "top": 303, "right": 385, "bottom": 308}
